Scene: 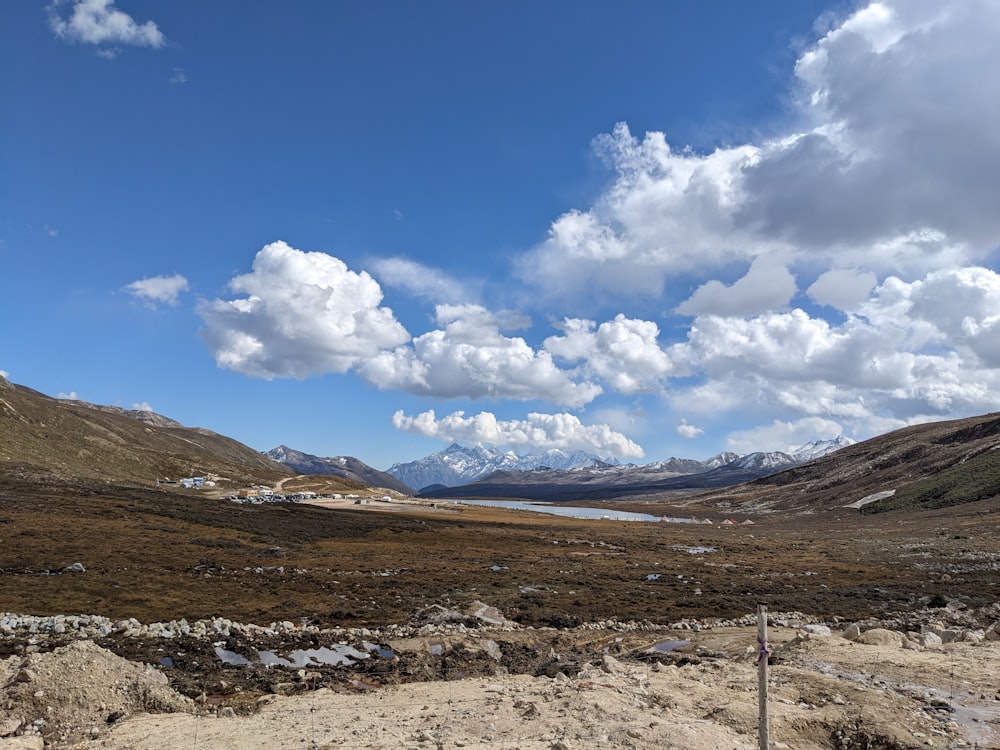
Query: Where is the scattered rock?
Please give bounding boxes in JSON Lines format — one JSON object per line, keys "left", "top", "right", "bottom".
{"left": 842, "top": 623, "right": 862, "bottom": 641}
{"left": 917, "top": 631, "right": 943, "bottom": 648}
{"left": 803, "top": 624, "right": 832, "bottom": 637}
{"left": 857, "top": 628, "right": 904, "bottom": 647}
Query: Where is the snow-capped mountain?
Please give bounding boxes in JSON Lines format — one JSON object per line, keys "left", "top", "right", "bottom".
{"left": 266, "top": 435, "right": 855, "bottom": 496}
{"left": 729, "top": 451, "right": 796, "bottom": 471}
{"left": 390, "top": 436, "right": 854, "bottom": 492}
{"left": 386, "top": 443, "right": 616, "bottom": 490}
{"left": 703, "top": 452, "right": 741, "bottom": 470}
{"left": 791, "top": 435, "right": 856, "bottom": 462}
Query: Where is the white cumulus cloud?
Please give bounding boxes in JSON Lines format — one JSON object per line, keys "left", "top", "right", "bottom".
{"left": 807, "top": 268, "right": 878, "bottom": 311}
{"left": 516, "top": 1, "right": 1000, "bottom": 307}
{"left": 369, "top": 256, "right": 470, "bottom": 304}
{"left": 357, "top": 304, "right": 602, "bottom": 407}
{"left": 872, "top": 267, "right": 1000, "bottom": 368}
{"left": 197, "top": 241, "right": 410, "bottom": 379}
{"left": 676, "top": 255, "right": 798, "bottom": 317}
{"left": 124, "top": 274, "right": 189, "bottom": 307}
{"left": 667, "top": 265, "right": 1000, "bottom": 439}
{"left": 544, "top": 314, "right": 673, "bottom": 394}
{"left": 676, "top": 419, "right": 703, "bottom": 439}
{"left": 391, "top": 409, "right": 645, "bottom": 459}
{"left": 48, "top": 0, "right": 166, "bottom": 49}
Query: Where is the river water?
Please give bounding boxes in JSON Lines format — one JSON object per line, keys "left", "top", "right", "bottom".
{"left": 446, "top": 498, "right": 667, "bottom": 522}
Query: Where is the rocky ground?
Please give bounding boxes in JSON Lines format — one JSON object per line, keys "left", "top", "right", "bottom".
{"left": 2, "top": 603, "right": 1000, "bottom": 749}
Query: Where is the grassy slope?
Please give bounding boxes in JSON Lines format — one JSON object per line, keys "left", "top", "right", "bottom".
{"left": 0, "top": 378, "right": 291, "bottom": 490}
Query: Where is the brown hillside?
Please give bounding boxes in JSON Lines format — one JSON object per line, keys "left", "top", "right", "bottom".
{"left": 0, "top": 377, "right": 291, "bottom": 489}
{"left": 680, "top": 411, "right": 1000, "bottom": 514}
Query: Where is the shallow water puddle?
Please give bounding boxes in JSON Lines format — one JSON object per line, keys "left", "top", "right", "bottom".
{"left": 215, "top": 642, "right": 387, "bottom": 668}
{"left": 215, "top": 647, "right": 252, "bottom": 665}
{"left": 644, "top": 639, "right": 691, "bottom": 653}
{"left": 364, "top": 641, "right": 396, "bottom": 660}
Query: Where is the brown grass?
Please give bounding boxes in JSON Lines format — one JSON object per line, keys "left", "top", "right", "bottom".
{"left": 2, "top": 474, "right": 998, "bottom": 629}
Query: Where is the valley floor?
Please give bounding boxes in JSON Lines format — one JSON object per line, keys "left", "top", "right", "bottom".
{"left": 2, "top": 476, "right": 999, "bottom": 748}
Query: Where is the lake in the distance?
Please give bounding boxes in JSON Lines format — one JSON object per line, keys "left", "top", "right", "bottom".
{"left": 446, "top": 498, "right": 664, "bottom": 522}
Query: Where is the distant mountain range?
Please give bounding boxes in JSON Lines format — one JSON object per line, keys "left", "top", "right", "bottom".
{"left": 406, "top": 437, "right": 856, "bottom": 502}
{"left": 380, "top": 437, "right": 855, "bottom": 494}
{"left": 263, "top": 445, "right": 413, "bottom": 494}
{"left": 262, "top": 437, "right": 856, "bottom": 500}
{"left": 382, "top": 443, "right": 620, "bottom": 491}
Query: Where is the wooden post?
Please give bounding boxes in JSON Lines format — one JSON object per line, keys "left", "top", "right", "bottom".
{"left": 758, "top": 603, "right": 770, "bottom": 750}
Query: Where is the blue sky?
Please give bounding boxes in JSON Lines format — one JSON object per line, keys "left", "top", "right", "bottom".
{"left": 3, "top": 0, "right": 1000, "bottom": 470}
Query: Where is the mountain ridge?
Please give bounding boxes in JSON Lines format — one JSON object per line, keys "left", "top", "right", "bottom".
{"left": 264, "top": 445, "right": 414, "bottom": 494}
{"left": 388, "top": 436, "right": 855, "bottom": 494}
{"left": 385, "top": 443, "right": 622, "bottom": 490}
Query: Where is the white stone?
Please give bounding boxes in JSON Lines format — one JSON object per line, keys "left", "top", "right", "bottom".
{"left": 803, "top": 624, "right": 832, "bottom": 637}
{"left": 857, "top": 629, "right": 904, "bottom": 648}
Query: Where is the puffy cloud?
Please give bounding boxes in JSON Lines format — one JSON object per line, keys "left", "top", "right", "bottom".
{"left": 391, "top": 409, "right": 645, "bottom": 459}
{"left": 48, "top": 0, "right": 166, "bottom": 49}
{"left": 873, "top": 266, "right": 1000, "bottom": 367}
{"left": 807, "top": 268, "right": 877, "bottom": 311}
{"left": 57, "top": 391, "right": 80, "bottom": 400}
{"left": 676, "top": 255, "right": 797, "bottom": 317}
{"left": 676, "top": 419, "right": 703, "bottom": 439}
{"left": 741, "top": 0, "right": 1000, "bottom": 266}
{"left": 132, "top": 401, "right": 154, "bottom": 411}
{"left": 369, "top": 257, "right": 470, "bottom": 304}
{"left": 198, "top": 241, "right": 410, "bottom": 379}
{"left": 124, "top": 274, "right": 189, "bottom": 307}
{"left": 516, "top": 130, "right": 762, "bottom": 303}
{"left": 544, "top": 314, "right": 673, "bottom": 394}
{"left": 357, "top": 304, "right": 602, "bottom": 407}
{"left": 669, "top": 265, "right": 1000, "bottom": 436}
{"left": 517, "top": 1, "right": 1000, "bottom": 305}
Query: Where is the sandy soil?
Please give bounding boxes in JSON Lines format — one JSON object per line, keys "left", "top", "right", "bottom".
{"left": 3, "top": 620, "right": 999, "bottom": 750}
